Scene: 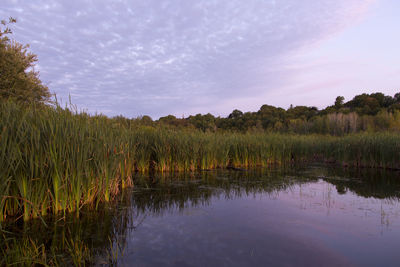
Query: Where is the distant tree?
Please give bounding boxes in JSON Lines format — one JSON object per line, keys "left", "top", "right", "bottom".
{"left": 257, "top": 104, "right": 285, "bottom": 129}
{"left": 382, "top": 95, "right": 395, "bottom": 107}
{"left": 394, "top": 92, "right": 400, "bottom": 102}
{"left": 228, "top": 109, "right": 243, "bottom": 119}
{"left": 286, "top": 106, "right": 318, "bottom": 120}
{"left": 242, "top": 112, "right": 259, "bottom": 131}
{"left": 0, "top": 17, "right": 51, "bottom": 104}
{"left": 370, "top": 93, "right": 386, "bottom": 106}
{"left": 334, "top": 96, "right": 344, "bottom": 109}
{"left": 187, "top": 113, "right": 216, "bottom": 132}
{"left": 140, "top": 115, "right": 153, "bottom": 126}
{"left": 345, "top": 93, "right": 381, "bottom": 115}
{"left": 158, "top": 115, "right": 178, "bottom": 124}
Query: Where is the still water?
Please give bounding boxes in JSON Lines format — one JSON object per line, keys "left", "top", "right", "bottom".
{"left": 5, "top": 166, "right": 400, "bottom": 266}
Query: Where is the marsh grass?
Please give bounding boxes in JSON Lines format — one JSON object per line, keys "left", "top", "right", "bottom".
{"left": 0, "top": 191, "right": 134, "bottom": 266}
{"left": 0, "top": 235, "right": 51, "bottom": 266}
{"left": 1, "top": 101, "right": 400, "bottom": 222}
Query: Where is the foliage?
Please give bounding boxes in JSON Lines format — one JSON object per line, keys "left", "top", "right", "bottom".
{"left": 0, "top": 17, "right": 51, "bottom": 104}
{"left": 153, "top": 92, "right": 400, "bottom": 134}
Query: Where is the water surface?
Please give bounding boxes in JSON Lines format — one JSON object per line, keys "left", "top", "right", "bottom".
{"left": 4, "top": 166, "right": 400, "bottom": 266}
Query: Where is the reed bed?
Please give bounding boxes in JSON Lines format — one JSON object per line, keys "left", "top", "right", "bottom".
{"left": 1, "top": 101, "right": 400, "bottom": 222}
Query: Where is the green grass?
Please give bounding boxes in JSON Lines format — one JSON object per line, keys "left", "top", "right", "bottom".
{"left": 1, "top": 101, "right": 400, "bottom": 222}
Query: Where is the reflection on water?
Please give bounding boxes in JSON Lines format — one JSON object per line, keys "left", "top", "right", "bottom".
{"left": 2, "top": 166, "right": 400, "bottom": 266}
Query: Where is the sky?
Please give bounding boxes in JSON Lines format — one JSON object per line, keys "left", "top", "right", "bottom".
{"left": 1, "top": 0, "right": 399, "bottom": 119}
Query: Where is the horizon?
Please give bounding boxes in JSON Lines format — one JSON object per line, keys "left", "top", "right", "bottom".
{"left": 1, "top": 0, "right": 400, "bottom": 119}
{"left": 120, "top": 91, "right": 398, "bottom": 120}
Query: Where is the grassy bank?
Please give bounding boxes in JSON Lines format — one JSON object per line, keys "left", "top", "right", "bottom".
{"left": 1, "top": 101, "right": 400, "bottom": 222}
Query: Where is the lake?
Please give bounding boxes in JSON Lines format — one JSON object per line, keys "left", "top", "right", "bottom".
{"left": 3, "top": 165, "right": 400, "bottom": 266}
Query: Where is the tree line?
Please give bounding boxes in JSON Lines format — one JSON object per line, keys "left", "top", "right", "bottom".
{"left": 145, "top": 92, "right": 399, "bottom": 135}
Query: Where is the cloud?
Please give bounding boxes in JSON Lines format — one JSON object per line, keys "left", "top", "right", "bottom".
{"left": 1, "top": 0, "right": 375, "bottom": 118}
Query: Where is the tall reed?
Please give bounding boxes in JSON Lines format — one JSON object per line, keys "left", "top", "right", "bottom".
{"left": 1, "top": 101, "right": 400, "bottom": 222}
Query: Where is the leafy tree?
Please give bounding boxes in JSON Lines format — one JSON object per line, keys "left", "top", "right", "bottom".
{"left": 334, "top": 96, "right": 344, "bottom": 109}
{"left": 187, "top": 113, "right": 216, "bottom": 132}
{"left": 286, "top": 106, "right": 318, "bottom": 120}
{"left": 158, "top": 115, "right": 178, "bottom": 124}
{"left": 394, "top": 92, "right": 400, "bottom": 102}
{"left": 242, "top": 112, "right": 259, "bottom": 131}
{"left": 140, "top": 115, "right": 153, "bottom": 126}
{"left": 0, "top": 17, "right": 51, "bottom": 104}
{"left": 228, "top": 109, "right": 243, "bottom": 119}
{"left": 257, "top": 104, "right": 285, "bottom": 129}
{"left": 345, "top": 93, "right": 381, "bottom": 115}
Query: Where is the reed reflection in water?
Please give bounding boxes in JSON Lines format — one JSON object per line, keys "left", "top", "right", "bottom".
{"left": 2, "top": 166, "right": 400, "bottom": 266}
